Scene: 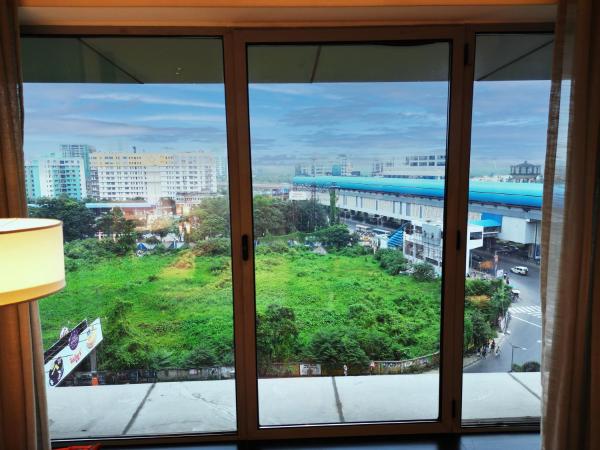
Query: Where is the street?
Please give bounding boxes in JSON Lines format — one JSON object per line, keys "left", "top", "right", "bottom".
{"left": 465, "top": 253, "right": 542, "bottom": 373}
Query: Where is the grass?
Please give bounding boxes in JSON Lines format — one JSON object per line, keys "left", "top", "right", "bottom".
{"left": 39, "top": 250, "right": 441, "bottom": 367}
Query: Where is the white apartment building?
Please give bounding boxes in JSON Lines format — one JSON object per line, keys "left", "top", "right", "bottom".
{"left": 25, "top": 157, "right": 87, "bottom": 200}
{"left": 373, "top": 152, "right": 446, "bottom": 179}
{"left": 90, "top": 151, "right": 217, "bottom": 204}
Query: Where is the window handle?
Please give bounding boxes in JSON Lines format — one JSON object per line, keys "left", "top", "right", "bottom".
{"left": 242, "top": 234, "right": 249, "bottom": 261}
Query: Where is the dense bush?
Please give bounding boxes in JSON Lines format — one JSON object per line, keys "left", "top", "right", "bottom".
{"left": 98, "top": 298, "right": 151, "bottom": 370}
{"left": 185, "top": 345, "right": 218, "bottom": 367}
{"left": 192, "top": 238, "right": 231, "bottom": 256}
{"left": 512, "top": 361, "right": 541, "bottom": 372}
{"left": 308, "top": 329, "right": 370, "bottom": 370}
{"left": 42, "top": 246, "right": 442, "bottom": 371}
{"left": 412, "top": 262, "right": 436, "bottom": 281}
{"left": 314, "top": 224, "right": 355, "bottom": 250}
{"left": 63, "top": 238, "right": 134, "bottom": 271}
{"left": 375, "top": 249, "right": 408, "bottom": 275}
{"left": 256, "top": 304, "right": 300, "bottom": 374}
{"left": 255, "top": 240, "right": 291, "bottom": 255}
{"left": 338, "top": 245, "right": 371, "bottom": 257}
{"left": 463, "top": 278, "right": 512, "bottom": 351}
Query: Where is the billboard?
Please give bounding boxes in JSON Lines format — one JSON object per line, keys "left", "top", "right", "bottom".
{"left": 299, "top": 363, "right": 321, "bottom": 376}
{"left": 44, "top": 318, "right": 103, "bottom": 388}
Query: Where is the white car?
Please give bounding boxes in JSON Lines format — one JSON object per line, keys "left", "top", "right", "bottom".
{"left": 510, "top": 266, "right": 529, "bottom": 276}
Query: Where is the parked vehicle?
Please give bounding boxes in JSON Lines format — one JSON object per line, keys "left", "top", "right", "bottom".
{"left": 510, "top": 266, "right": 529, "bottom": 275}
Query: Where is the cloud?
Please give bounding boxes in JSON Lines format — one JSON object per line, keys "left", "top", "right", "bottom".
{"left": 79, "top": 93, "right": 224, "bottom": 109}
{"left": 292, "top": 126, "right": 447, "bottom": 154}
{"left": 249, "top": 84, "right": 344, "bottom": 100}
{"left": 250, "top": 85, "right": 311, "bottom": 95}
{"left": 474, "top": 117, "right": 547, "bottom": 127}
{"left": 25, "top": 115, "right": 226, "bottom": 146}
{"left": 134, "top": 114, "right": 226, "bottom": 123}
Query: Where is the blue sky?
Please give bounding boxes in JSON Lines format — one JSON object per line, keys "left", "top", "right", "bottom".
{"left": 24, "top": 80, "right": 550, "bottom": 179}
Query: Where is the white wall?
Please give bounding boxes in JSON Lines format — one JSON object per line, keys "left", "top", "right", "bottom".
{"left": 497, "top": 216, "right": 539, "bottom": 244}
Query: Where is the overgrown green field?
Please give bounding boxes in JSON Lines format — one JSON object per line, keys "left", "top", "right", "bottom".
{"left": 40, "top": 250, "right": 441, "bottom": 370}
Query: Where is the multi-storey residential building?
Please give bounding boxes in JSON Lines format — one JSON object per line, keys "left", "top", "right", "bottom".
{"left": 214, "top": 154, "right": 227, "bottom": 181}
{"left": 61, "top": 144, "right": 96, "bottom": 196}
{"left": 90, "top": 151, "right": 217, "bottom": 204}
{"left": 25, "top": 157, "right": 87, "bottom": 200}
{"left": 60, "top": 144, "right": 95, "bottom": 176}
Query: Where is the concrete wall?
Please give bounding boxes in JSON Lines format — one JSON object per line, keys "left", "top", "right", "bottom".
{"left": 498, "top": 216, "right": 540, "bottom": 244}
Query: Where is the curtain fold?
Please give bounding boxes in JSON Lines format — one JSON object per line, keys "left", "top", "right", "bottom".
{"left": 0, "top": 1, "right": 51, "bottom": 449}
{"left": 541, "top": 0, "right": 600, "bottom": 448}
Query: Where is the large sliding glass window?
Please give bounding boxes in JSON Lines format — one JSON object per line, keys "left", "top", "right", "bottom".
{"left": 17, "top": 27, "right": 554, "bottom": 444}
{"left": 247, "top": 42, "right": 450, "bottom": 426}
{"left": 22, "top": 37, "right": 237, "bottom": 439}
{"left": 461, "top": 33, "right": 553, "bottom": 424}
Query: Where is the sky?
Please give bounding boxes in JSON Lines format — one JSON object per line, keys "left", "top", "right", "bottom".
{"left": 24, "top": 79, "right": 551, "bottom": 180}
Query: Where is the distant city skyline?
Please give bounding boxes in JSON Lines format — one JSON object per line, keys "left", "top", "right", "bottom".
{"left": 24, "top": 80, "right": 550, "bottom": 178}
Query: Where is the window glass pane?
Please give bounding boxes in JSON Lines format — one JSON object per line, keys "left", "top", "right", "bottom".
{"left": 247, "top": 42, "right": 450, "bottom": 426}
{"left": 23, "top": 37, "right": 236, "bottom": 439}
{"left": 461, "top": 33, "right": 553, "bottom": 424}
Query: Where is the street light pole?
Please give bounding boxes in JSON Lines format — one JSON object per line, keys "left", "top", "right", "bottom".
{"left": 509, "top": 342, "right": 527, "bottom": 372}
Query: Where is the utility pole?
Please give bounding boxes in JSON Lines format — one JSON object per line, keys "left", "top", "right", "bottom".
{"left": 509, "top": 342, "right": 526, "bottom": 372}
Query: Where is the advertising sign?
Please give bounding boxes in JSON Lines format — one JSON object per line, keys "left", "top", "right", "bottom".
{"left": 289, "top": 190, "right": 309, "bottom": 201}
{"left": 299, "top": 363, "right": 321, "bottom": 376}
{"left": 44, "top": 318, "right": 103, "bottom": 388}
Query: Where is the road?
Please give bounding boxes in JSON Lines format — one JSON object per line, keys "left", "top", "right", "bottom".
{"left": 465, "top": 252, "right": 542, "bottom": 373}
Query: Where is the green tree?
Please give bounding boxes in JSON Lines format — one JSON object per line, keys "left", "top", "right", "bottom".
{"left": 29, "top": 196, "right": 95, "bottom": 241}
{"left": 96, "top": 208, "right": 137, "bottom": 255}
{"left": 286, "top": 199, "right": 328, "bottom": 232}
{"left": 308, "top": 329, "right": 369, "bottom": 370}
{"left": 190, "top": 196, "right": 229, "bottom": 221}
{"left": 354, "top": 329, "right": 400, "bottom": 360}
{"left": 253, "top": 196, "right": 287, "bottom": 237}
{"left": 256, "top": 304, "right": 299, "bottom": 374}
{"left": 375, "top": 249, "right": 408, "bottom": 275}
{"left": 329, "top": 188, "right": 339, "bottom": 225}
{"left": 470, "top": 309, "right": 493, "bottom": 348}
{"left": 189, "top": 214, "right": 228, "bottom": 241}
{"left": 315, "top": 224, "right": 354, "bottom": 250}
{"left": 188, "top": 197, "right": 230, "bottom": 241}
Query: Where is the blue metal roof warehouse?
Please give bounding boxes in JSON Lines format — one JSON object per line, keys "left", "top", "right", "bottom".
{"left": 293, "top": 176, "right": 545, "bottom": 209}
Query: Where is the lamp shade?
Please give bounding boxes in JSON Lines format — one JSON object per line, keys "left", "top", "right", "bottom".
{"left": 0, "top": 218, "right": 65, "bottom": 306}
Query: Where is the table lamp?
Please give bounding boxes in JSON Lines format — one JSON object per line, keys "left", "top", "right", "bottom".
{"left": 0, "top": 218, "right": 65, "bottom": 306}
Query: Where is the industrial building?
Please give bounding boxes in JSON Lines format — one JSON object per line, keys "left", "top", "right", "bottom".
{"left": 293, "top": 175, "right": 546, "bottom": 270}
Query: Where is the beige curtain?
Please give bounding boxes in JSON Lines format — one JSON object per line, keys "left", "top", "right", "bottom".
{"left": 0, "top": 1, "right": 51, "bottom": 449}
{"left": 541, "top": 0, "right": 600, "bottom": 448}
